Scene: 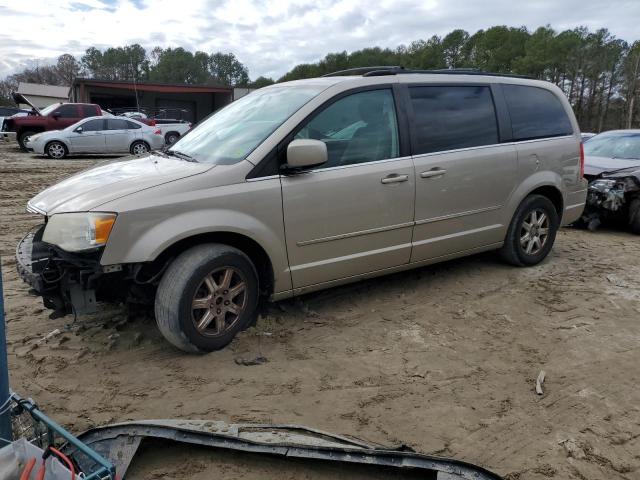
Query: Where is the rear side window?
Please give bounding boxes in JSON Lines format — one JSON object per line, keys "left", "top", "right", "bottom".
{"left": 409, "top": 86, "right": 499, "bottom": 155}
{"left": 107, "top": 119, "right": 129, "bottom": 130}
{"left": 126, "top": 120, "right": 141, "bottom": 129}
{"left": 53, "top": 104, "right": 78, "bottom": 118}
{"left": 81, "top": 105, "right": 98, "bottom": 117}
{"left": 503, "top": 85, "right": 573, "bottom": 141}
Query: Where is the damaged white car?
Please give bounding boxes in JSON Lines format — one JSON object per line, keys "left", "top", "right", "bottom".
{"left": 581, "top": 130, "right": 640, "bottom": 233}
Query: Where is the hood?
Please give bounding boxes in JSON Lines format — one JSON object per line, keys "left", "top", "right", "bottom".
{"left": 584, "top": 155, "right": 640, "bottom": 176}
{"left": 12, "top": 92, "right": 41, "bottom": 114}
{"left": 29, "top": 153, "right": 213, "bottom": 215}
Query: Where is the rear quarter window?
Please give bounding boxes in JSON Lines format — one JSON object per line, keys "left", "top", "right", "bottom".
{"left": 503, "top": 85, "right": 573, "bottom": 141}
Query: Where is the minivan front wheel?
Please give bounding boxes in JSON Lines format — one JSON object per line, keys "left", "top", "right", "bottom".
{"left": 500, "top": 194, "right": 559, "bottom": 266}
{"left": 155, "top": 244, "right": 259, "bottom": 353}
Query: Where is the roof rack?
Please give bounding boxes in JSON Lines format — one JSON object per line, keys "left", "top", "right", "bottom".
{"left": 322, "top": 66, "right": 532, "bottom": 79}
{"left": 321, "top": 66, "right": 404, "bottom": 77}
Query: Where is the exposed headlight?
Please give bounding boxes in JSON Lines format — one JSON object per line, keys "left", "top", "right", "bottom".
{"left": 42, "top": 212, "right": 117, "bottom": 252}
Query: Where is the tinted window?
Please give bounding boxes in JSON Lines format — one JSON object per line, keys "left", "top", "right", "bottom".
{"left": 81, "top": 105, "right": 98, "bottom": 117}
{"left": 81, "top": 119, "right": 104, "bottom": 132}
{"left": 126, "top": 120, "right": 141, "bottom": 129}
{"left": 53, "top": 104, "right": 77, "bottom": 118}
{"left": 107, "top": 119, "right": 130, "bottom": 130}
{"left": 503, "top": 85, "right": 573, "bottom": 141}
{"left": 409, "top": 86, "right": 498, "bottom": 154}
{"left": 295, "top": 89, "right": 399, "bottom": 168}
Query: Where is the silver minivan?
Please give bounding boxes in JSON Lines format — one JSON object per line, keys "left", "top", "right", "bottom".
{"left": 16, "top": 69, "right": 588, "bottom": 352}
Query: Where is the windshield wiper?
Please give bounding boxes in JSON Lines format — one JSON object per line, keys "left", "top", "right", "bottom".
{"left": 164, "top": 150, "right": 198, "bottom": 162}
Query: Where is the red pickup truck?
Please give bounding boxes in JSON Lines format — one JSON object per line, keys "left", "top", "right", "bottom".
{"left": 2, "top": 93, "right": 103, "bottom": 149}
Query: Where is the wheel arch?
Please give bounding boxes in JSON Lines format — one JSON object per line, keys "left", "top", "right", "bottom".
{"left": 527, "top": 185, "right": 564, "bottom": 216}
{"left": 18, "top": 126, "right": 45, "bottom": 137}
{"left": 504, "top": 171, "right": 565, "bottom": 226}
{"left": 150, "top": 231, "right": 275, "bottom": 296}
{"left": 44, "top": 138, "right": 69, "bottom": 155}
{"left": 130, "top": 139, "right": 151, "bottom": 152}
{"left": 164, "top": 131, "right": 180, "bottom": 142}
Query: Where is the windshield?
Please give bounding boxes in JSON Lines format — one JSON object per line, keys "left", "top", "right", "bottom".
{"left": 168, "top": 85, "right": 325, "bottom": 164}
{"left": 39, "top": 104, "right": 60, "bottom": 116}
{"left": 584, "top": 133, "right": 640, "bottom": 160}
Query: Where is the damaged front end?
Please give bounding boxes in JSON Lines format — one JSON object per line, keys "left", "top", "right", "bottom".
{"left": 581, "top": 171, "right": 640, "bottom": 232}
{"left": 15, "top": 224, "right": 158, "bottom": 319}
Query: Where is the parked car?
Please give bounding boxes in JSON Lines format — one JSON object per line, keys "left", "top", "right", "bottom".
{"left": 0, "top": 107, "right": 29, "bottom": 141}
{"left": 2, "top": 93, "right": 104, "bottom": 149}
{"left": 580, "top": 130, "right": 640, "bottom": 232}
{"left": 581, "top": 132, "right": 596, "bottom": 142}
{"left": 115, "top": 110, "right": 192, "bottom": 144}
{"left": 24, "top": 117, "right": 165, "bottom": 158}
{"left": 16, "top": 68, "right": 587, "bottom": 352}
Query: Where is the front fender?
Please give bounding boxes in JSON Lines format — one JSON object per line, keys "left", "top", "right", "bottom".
{"left": 101, "top": 206, "right": 291, "bottom": 294}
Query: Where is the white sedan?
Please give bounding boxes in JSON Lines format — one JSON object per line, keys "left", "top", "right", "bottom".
{"left": 25, "top": 117, "right": 165, "bottom": 159}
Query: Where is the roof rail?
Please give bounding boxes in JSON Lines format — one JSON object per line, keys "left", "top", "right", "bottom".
{"left": 321, "top": 66, "right": 404, "bottom": 77}
{"left": 322, "top": 66, "right": 533, "bottom": 80}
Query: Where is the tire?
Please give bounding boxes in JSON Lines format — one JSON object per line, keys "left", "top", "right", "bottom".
{"left": 18, "top": 130, "right": 36, "bottom": 150}
{"left": 130, "top": 140, "right": 150, "bottom": 155}
{"left": 628, "top": 198, "right": 640, "bottom": 234}
{"left": 45, "top": 141, "right": 68, "bottom": 159}
{"left": 155, "top": 244, "right": 259, "bottom": 353}
{"left": 499, "top": 194, "right": 559, "bottom": 267}
{"left": 165, "top": 132, "right": 180, "bottom": 145}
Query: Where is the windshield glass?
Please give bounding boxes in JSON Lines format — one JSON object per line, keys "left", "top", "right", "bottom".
{"left": 39, "top": 104, "right": 59, "bottom": 116}
{"left": 584, "top": 133, "right": 640, "bottom": 160}
{"left": 169, "top": 85, "right": 325, "bottom": 164}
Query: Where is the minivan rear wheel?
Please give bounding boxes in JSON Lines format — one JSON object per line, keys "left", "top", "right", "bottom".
{"left": 155, "top": 244, "right": 259, "bottom": 353}
{"left": 499, "top": 194, "right": 559, "bottom": 266}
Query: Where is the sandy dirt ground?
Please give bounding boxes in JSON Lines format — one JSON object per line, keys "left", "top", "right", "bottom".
{"left": 1, "top": 142, "right": 639, "bottom": 479}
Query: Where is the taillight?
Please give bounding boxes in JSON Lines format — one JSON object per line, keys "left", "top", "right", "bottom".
{"left": 154, "top": 128, "right": 162, "bottom": 135}
{"left": 579, "top": 142, "right": 585, "bottom": 178}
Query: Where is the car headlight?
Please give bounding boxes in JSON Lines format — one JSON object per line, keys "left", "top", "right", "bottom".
{"left": 42, "top": 212, "right": 117, "bottom": 252}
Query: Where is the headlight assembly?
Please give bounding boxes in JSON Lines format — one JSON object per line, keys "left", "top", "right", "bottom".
{"left": 42, "top": 212, "right": 117, "bottom": 252}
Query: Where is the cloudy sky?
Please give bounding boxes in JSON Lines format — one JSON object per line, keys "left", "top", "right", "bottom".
{"left": 1, "top": 0, "right": 639, "bottom": 80}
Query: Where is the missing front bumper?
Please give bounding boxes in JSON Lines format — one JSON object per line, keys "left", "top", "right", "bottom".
{"left": 15, "top": 226, "right": 104, "bottom": 318}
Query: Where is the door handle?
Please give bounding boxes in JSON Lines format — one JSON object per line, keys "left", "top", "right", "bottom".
{"left": 420, "top": 168, "right": 447, "bottom": 179}
{"left": 381, "top": 174, "right": 409, "bottom": 184}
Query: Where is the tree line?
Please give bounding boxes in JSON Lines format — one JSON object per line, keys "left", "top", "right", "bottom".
{"left": 1, "top": 25, "right": 639, "bottom": 131}
{"left": 279, "top": 26, "right": 640, "bottom": 131}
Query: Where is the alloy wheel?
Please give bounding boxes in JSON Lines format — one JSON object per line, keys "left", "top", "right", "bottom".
{"left": 520, "top": 208, "right": 549, "bottom": 255}
{"left": 133, "top": 143, "right": 148, "bottom": 154}
{"left": 48, "top": 143, "right": 65, "bottom": 159}
{"left": 191, "top": 267, "right": 247, "bottom": 337}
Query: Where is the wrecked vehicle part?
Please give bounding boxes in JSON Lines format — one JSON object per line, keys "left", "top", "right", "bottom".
{"left": 15, "top": 224, "right": 158, "bottom": 319}
{"left": 65, "top": 420, "right": 502, "bottom": 480}
{"left": 581, "top": 170, "right": 640, "bottom": 232}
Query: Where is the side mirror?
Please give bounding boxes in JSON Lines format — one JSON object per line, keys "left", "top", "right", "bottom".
{"left": 75, "top": 126, "right": 83, "bottom": 133}
{"left": 285, "top": 139, "right": 327, "bottom": 170}
{"left": 52, "top": 113, "right": 60, "bottom": 119}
